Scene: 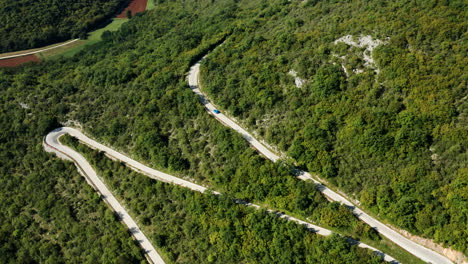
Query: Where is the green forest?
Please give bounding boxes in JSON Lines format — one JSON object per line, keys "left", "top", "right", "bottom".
{"left": 0, "top": 0, "right": 465, "bottom": 262}
{"left": 0, "top": 0, "right": 129, "bottom": 52}
{"left": 200, "top": 0, "right": 467, "bottom": 254}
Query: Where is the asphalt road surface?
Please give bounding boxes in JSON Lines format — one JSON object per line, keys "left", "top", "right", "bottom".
{"left": 44, "top": 128, "right": 166, "bottom": 264}
{"left": 44, "top": 127, "right": 397, "bottom": 263}
{"left": 188, "top": 56, "right": 453, "bottom": 264}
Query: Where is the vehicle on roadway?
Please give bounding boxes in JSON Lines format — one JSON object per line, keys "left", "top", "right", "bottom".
{"left": 213, "top": 109, "right": 220, "bottom": 114}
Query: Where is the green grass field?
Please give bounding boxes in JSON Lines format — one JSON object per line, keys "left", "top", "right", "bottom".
{"left": 88, "top": 18, "right": 129, "bottom": 42}
{"left": 146, "top": 0, "right": 155, "bottom": 10}
{"left": 40, "top": 18, "right": 129, "bottom": 59}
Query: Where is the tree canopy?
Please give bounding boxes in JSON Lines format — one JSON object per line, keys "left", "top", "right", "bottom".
{"left": 0, "top": 0, "right": 129, "bottom": 52}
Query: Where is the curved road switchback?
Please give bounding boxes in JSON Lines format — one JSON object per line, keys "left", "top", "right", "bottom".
{"left": 44, "top": 128, "right": 165, "bottom": 264}
{"left": 45, "top": 127, "right": 397, "bottom": 263}
{"left": 188, "top": 56, "right": 453, "bottom": 264}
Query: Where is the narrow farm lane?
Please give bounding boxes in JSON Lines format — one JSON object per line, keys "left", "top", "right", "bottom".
{"left": 0, "top": 39, "right": 79, "bottom": 60}
{"left": 188, "top": 56, "right": 453, "bottom": 264}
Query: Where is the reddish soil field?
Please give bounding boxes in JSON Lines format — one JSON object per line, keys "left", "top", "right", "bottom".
{"left": 0, "top": 55, "right": 40, "bottom": 67}
{"left": 117, "top": 0, "right": 148, "bottom": 18}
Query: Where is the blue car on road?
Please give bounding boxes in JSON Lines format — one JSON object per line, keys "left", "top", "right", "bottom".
{"left": 213, "top": 109, "right": 221, "bottom": 114}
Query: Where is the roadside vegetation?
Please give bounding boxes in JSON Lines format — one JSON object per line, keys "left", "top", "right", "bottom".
{"left": 200, "top": 0, "right": 467, "bottom": 254}
{"left": 0, "top": 0, "right": 130, "bottom": 52}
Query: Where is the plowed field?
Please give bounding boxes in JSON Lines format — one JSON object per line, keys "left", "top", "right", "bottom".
{"left": 117, "top": 0, "right": 148, "bottom": 18}
{"left": 0, "top": 55, "right": 40, "bottom": 67}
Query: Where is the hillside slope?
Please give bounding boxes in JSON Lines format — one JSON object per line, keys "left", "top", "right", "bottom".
{"left": 200, "top": 0, "right": 467, "bottom": 256}
{"left": 0, "top": 0, "right": 396, "bottom": 262}
{"left": 0, "top": 0, "right": 465, "bottom": 262}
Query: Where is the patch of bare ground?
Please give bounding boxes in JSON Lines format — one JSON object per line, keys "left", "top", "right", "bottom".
{"left": 288, "top": 70, "right": 307, "bottom": 88}
{"left": 334, "top": 35, "right": 387, "bottom": 74}
{"left": 393, "top": 228, "right": 467, "bottom": 264}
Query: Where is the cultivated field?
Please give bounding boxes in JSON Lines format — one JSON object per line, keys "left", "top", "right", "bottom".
{"left": 0, "top": 55, "right": 39, "bottom": 67}
{"left": 117, "top": 0, "right": 148, "bottom": 18}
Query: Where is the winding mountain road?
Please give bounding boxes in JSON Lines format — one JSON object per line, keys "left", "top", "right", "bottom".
{"left": 44, "top": 128, "right": 165, "bottom": 264}
{"left": 188, "top": 57, "right": 453, "bottom": 264}
{"left": 41, "top": 49, "right": 452, "bottom": 264}
{"left": 44, "top": 127, "right": 397, "bottom": 263}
